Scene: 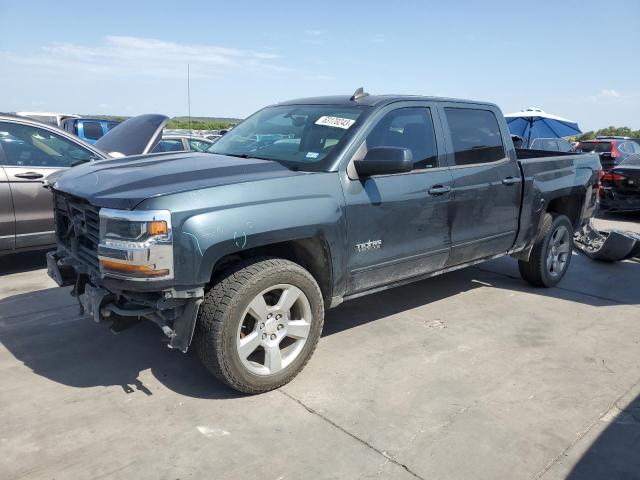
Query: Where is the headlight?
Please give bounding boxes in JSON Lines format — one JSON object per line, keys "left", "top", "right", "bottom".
{"left": 101, "top": 218, "right": 168, "bottom": 243}
{"left": 98, "top": 208, "right": 173, "bottom": 280}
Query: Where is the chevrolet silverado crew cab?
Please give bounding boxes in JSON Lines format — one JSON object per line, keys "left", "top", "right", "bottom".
{"left": 47, "top": 90, "right": 601, "bottom": 393}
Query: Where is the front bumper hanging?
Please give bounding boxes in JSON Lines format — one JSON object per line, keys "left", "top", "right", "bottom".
{"left": 47, "top": 251, "right": 203, "bottom": 352}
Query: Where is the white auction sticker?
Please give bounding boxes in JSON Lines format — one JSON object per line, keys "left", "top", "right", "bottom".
{"left": 315, "top": 116, "right": 356, "bottom": 129}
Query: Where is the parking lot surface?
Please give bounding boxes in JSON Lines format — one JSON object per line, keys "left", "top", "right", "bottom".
{"left": 1, "top": 213, "right": 639, "bottom": 480}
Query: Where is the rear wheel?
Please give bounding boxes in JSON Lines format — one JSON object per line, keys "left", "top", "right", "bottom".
{"left": 518, "top": 213, "right": 574, "bottom": 287}
{"left": 195, "top": 257, "right": 324, "bottom": 394}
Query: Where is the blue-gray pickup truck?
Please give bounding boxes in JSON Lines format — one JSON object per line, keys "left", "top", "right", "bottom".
{"left": 47, "top": 91, "right": 601, "bottom": 393}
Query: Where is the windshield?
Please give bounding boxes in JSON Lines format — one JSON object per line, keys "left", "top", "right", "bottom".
{"left": 208, "top": 104, "right": 366, "bottom": 171}
{"left": 619, "top": 154, "right": 640, "bottom": 168}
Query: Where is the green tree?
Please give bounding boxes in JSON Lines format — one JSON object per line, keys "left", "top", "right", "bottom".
{"left": 575, "top": 126, "right": 640, "bottom": 141}
{"left": 166, "top": 119, "right": 235, "bottom": 130}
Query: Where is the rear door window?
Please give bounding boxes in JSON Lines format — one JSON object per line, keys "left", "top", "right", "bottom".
{"left": 365, "top": 107, "right": 438, "bottom": 169}
{"left": 444, "top": 108, "right": 505, "bottom": 165}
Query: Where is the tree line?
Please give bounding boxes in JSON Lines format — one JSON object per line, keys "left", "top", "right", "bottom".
{"left": 574, "top": 126, "right": 640, "bottom": 141}
{"left": 165, "top": 119, "right": 235, "bottom": 130}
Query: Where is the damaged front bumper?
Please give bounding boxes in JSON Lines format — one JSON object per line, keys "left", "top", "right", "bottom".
{"left": 573, "top": 220, "right": 640, "bottom": 262}
{"left": 47, "top": 250, "right": 203, "bottom": 352}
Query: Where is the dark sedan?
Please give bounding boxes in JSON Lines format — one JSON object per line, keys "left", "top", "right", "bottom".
{"left": 599, "top": 154, "right": 640, "bottom": 212}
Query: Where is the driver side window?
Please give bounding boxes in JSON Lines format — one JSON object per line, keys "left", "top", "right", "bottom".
{"left": 0, "top": 121, "right": 94, "bottom": 168}
{"left": 365, "top": 107, "right": 438, "bottom": 169}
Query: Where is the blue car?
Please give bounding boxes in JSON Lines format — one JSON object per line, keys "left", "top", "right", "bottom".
{"left": 60, "top": 118, "right": 121, "bottom": 144}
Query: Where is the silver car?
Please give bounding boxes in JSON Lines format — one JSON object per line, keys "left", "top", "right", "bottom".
{"left": 0, "top": 114, "right": 167, "bottom": 255}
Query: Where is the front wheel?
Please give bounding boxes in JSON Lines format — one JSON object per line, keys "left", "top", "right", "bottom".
{"left": 518, "top": 213, "right": 574, "bottom": 287}
{"left": 195, "top": 257, "right": 324, "bottom": 394}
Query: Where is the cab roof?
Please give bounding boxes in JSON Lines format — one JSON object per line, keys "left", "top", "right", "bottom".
{"left": 276, "top": 94, "right": 497, "bottom": 109}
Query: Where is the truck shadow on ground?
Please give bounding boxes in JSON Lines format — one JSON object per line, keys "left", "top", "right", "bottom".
{"left": 0, "top": 255, "right": 637, "bottom": 398}
{"left": 0, "top": 287, "right": 241, "bottom": 399}
{"left": 565, "top": 392, "right": 640, "bottom": 479}
{"left": 474, "top": 252, "right": 639, "bottom": 307}
{"left": 0, "top": 269, "right": 486, "bottom": 399}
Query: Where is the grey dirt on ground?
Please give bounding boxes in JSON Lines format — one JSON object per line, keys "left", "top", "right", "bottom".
{"left": 1, "top": 212, "right": 639, "bottom": 480}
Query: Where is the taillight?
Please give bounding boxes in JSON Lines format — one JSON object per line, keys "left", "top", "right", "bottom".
{"left": 595, "top": 170, "right": 604, "bottom": 197}
{"left": 601, "top": 171, "right": 626, "bottom": 182}
{"left": 610, "top": 141, "right": 620, "bottom": 158}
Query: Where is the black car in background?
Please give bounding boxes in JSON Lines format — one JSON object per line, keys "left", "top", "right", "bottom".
{"left": 578, "top": 137, "right": 640, "bottom": 170}
{"left": 599, "top": 154, "right": 640, "bottom": 212}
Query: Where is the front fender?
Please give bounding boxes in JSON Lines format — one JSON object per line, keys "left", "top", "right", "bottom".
{"left": 181, "top": 195, "right": 344, "bottom": 284}
{"left": 139, "top": 172, "right": 346, "bottom": 288}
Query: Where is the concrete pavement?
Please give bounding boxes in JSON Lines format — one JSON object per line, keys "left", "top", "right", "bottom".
{"left": 1, "top": 213, "right": 639, "bottom": 479}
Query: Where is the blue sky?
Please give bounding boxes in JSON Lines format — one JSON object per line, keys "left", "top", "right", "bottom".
{"left": 1, "top": 0, "right": 638, "bottom": 130}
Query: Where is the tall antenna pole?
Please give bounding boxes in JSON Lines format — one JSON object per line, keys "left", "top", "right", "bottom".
{"left": 187, "top": 64, "right": 192, "bottom": 138}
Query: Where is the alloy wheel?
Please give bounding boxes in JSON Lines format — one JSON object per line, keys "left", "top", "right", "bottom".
{"left": 546, "top": 225, "right": 571, "bottom": 277}
{"left": 236, "top": 284, "right": 313, "bottom": 376}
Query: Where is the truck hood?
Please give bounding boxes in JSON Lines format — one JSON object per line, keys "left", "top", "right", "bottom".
{"left": 52, "top": 152, "right": 307, "bottom": 210}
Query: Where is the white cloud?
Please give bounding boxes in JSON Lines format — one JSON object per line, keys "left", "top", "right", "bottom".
{"left": 370, "top": 34, "right": 385, "bottom": 44}
{"left": 304, "top": 29, "right": 326, "bottom": 36}
{"left": 601, "top": 88, "right": 620, "bottom": 98}
{"left": 585, "top": 88, "right": 627, "bottom": 104}
{"left": 0, "top": 36, "right": 290, "bottom": 80}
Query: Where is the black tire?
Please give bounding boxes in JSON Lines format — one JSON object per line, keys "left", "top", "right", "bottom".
{"left": 194, "top": 257, "right": 324, "bottom": 394}
{"left": 518, "top": 213, "right": 574, "bottom": 287}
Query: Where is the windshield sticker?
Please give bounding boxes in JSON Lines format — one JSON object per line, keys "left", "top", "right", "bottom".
{"left": 315, "top": 116, "right": 356, "bottom": 130}
{"left": 306, "top": 152, "right": 319, "bottom": 159}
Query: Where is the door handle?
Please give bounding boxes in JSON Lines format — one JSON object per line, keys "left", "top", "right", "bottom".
{"left": 427, "top": 185, "right": 452, "bottom": 196}
{"left": 14, "top": 172, "right": 44, "bottom": 180}
{"left": 502, "top": 176, "right": 520, "bottom": 186}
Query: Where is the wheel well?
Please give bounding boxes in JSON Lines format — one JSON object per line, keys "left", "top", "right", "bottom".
{"left": 210, "top": 238, "right": 333, "bottom": 306}
{"left": 547, "top": 194, "right": 583, "bottom": 228}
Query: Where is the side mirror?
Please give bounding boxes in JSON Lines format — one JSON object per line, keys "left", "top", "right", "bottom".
{"left": 354, "top": 147, "right": 413, "bottom": 177}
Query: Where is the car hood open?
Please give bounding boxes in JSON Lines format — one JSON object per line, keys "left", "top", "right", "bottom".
{"left": 52, "top": 152, "right": 307, "bottom": 210}
{"left": 95, "top": 114, "right": 169, "bottom": 157}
